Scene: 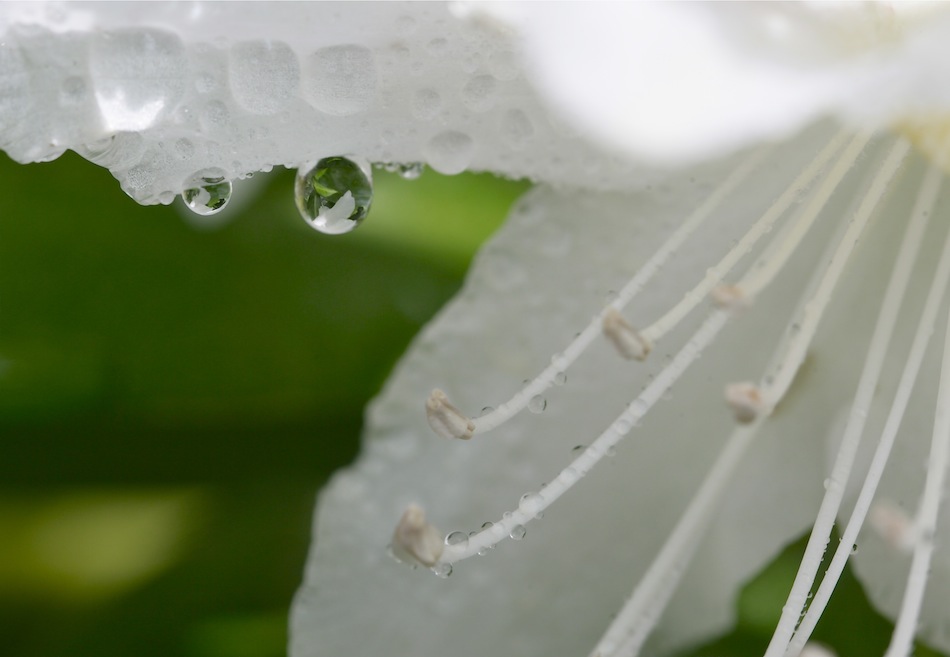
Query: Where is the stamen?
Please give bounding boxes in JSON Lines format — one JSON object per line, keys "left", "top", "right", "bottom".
{"left": 884, "top": 303, "right": 950, "bottom": 657}
{"left": 390, "top": 504, "right": 443, "bottom": 568}
{"left": 786, "top": 164, "right": 945, "bottom": 657}
{"left": 455, "top": 134, "right": 848, "bottom": 437}
{"left": 439, "top": 308, "right": 733, "bottom": 565}
{"left": 639, "top": 131, "right": 856, "bottom": 344}
{"left": 594, "top": 138, "right": 909, "bottom": 657}
{"left": 738, "top": 133, "right": 871, "bottom": 302}
{"left": 426, "top": 389, "right": 475, "bottom": 440}
{"left": 594, "top": 140, "right": 896, "bottom": 657}
{"left": 762, "top": 138, "right": 913, "bottom": 657}
{"left": 602, "top": 308, "right": 651, "bottom": 361}
{"left": 437, "top": 138, "right": 880, "bottom": 571}
{"left": 725, "top": 382, "right": 765, "bottom": 423}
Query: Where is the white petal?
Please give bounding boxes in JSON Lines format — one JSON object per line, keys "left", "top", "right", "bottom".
{"left": 292, "top": 122, "right": 856, "bottom": 657}
{"left": 493, "top": 3, "right": 950, "bottom": 165}
{"left": 0, "top": 1, "right": 651, "bottom": 203}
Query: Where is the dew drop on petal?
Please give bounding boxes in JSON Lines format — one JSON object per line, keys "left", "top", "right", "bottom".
{"left": 182, "top": 168, "right": 232, "bottom": 215}
{"left": 509, "top": 525, "right": 526, "bottom": 541}
{"left": 528, "top": 395, "right": 547, "bottom": 414}
{"left": 445, "top": 531, "right": 469, "bottom": 548}
{"left": 424, "top": 130, "right": 473, "bottom": 175}
{"left": 295, "top": 156, "right": 373, "bottom": 234}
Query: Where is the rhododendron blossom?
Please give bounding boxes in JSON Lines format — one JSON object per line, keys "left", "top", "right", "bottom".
{"left": 4, "top": 3, "right": 950, "bottom": 657}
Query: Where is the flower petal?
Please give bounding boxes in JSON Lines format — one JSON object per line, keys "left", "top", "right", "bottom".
{"left": 292, "top": 122, "right": 857, "bottom": 657}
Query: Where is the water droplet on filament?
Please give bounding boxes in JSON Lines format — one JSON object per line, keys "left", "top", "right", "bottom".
{"left": 295, "top": 156, "right": 373, "bottom": 234}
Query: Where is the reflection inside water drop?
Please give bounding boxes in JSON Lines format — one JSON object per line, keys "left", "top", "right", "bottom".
{"left": 182, "top": 168, "right": 232, "bottom": 215}
{"left": 295, "top": 156, "right": 373, "bottom": 235}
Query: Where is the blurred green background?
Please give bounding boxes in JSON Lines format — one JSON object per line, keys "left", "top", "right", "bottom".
{"left": 0, "top": 152, "right": 944, "bottom": 657}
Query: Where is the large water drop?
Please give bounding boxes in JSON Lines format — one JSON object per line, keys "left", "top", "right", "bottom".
{"left": 295, "top": 156, "right": 373, "bottom": 235}
{"left": 182, "top": 168, "right": 232, "bottom": 216}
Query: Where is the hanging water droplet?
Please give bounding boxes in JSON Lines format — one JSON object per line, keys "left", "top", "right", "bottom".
{"left": 445, "top": 531, "right": 469, "bottom": 548}
{"left": 509, "top": 525, "right": 526, "bottom": 540}
{"left": 480, "top": 406, "right": 495, "bottom": 416}
{"left": 295, "top": 155, "right": 373, "bottom": 234}
{"left": 182, "top": 168, "right": 232, "bottom": 215}
{"left": 572, "top": 444, "right": 585, "bottom": 453}
{"left": 554, "top": 371, "right": 567, "bottom": 386}
{"left": 397, "top": 162, "right": 424, "bottom": 180}
{"left": 528, "top": 395, "right": 547, "bottom": 414}
{"left": 431, "top": 562, "right": 453, "bottom": 578}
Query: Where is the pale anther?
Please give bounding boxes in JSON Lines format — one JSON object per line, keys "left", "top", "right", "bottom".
{"left": 869, "top": 500, "right": 917, "bottom": 553}
{"left": 426, "top": 388, "right": 475, "bottom": 440}
{"left": 391, "top": 504, "right": 444, "bottom": 568}
{"left": 602, "top": 307, "right": 652, "bottom": 361}
{"left": 724, "top": 381, "right": 765, "bottom": 423}
{"left": 710, "top": 283, "right": 749, "bottom": 310}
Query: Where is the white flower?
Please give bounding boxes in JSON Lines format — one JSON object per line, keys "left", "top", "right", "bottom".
{"left": 4, "top": 3, "right": 950, "bottom": 657}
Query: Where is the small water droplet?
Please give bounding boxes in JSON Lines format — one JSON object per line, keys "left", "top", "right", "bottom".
{"left": 605, "top": 290, "right": 619, "bottom": 304}
{"left": 295, "top": 156, "right": 373, "bottom": 234}
{"left": 519, "top": 492, "right": 544, "bottom": 518}
{"left": 572, "top": 444, "right": 585, "bottom": 453}
{"left": 528, "top": 395, "right": 547, "bottom": 414}
{"left": 397, "top": 162, "right": 424, "bottom": 180}
{"left": 851, "top": 543, "right": 859, "bottom": 555}
{"left": 432, "top": 562, "right": 453, "bottom": 578}
{"left": 481, "top": 521, "right": 493, "bottom": 530}
{"left": 182, "top": 168, "right": 232, "bottom": 215}
{"left": 479, "top": 406, "right": 494, "bottom": 416}
{"left": 823, "top": 478, "right": 831, "bottom": 490}
{"left": 509, "top": 525, "right": 526, "bottom": 540}
{"left": 606, "top": 445, "right": 617, "bottom": 458}
{"left": 445, "top": 531, "right": 469, "bottom": 548}
{"left": 554, "top": 371, "right": 567, "bottom": 386}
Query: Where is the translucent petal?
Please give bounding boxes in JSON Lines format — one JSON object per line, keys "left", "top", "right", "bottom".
{"left": 0, "top": 1, "right": 655, "bottom": 203}
{"left": 292, "top": 123, "right": 871, "bottom": 656}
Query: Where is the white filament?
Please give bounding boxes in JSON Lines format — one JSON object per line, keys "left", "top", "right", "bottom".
{"left": 472, "top": 133, "right": 849, "bottom": 435}
{"left": 593, "top": 138, "right": 906, "bottom": 657}
{"left": 787, "top": 164, "right": 946, "bottom": 656}
{"left": 763, "top": 138, "right": 912, "bottom": 657}
{"left": 884, "top": 231, "right": 950, "bottom": 657}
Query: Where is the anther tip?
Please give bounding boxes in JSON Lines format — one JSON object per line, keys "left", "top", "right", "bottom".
{"left": 711, "top": 284, "right": 749, "bottom": 310}
{"left": 391, "top": 504, "right": 444, "bottom": 568}
{"left": 426, "top": 388, "right": 475, "bottom": 440}
{"left": 602, "top": 307, "right": 651, "bottom": 361}
{"left": 724, "top": 381, "right": 764, "bottom": 423}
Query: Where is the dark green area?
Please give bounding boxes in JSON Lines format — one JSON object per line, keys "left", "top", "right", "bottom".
{"left": 1, "top": 150, "right": 946, "bottom": 657}
{"left": 0, "top": 151, "right": 524, "bottom": 656}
